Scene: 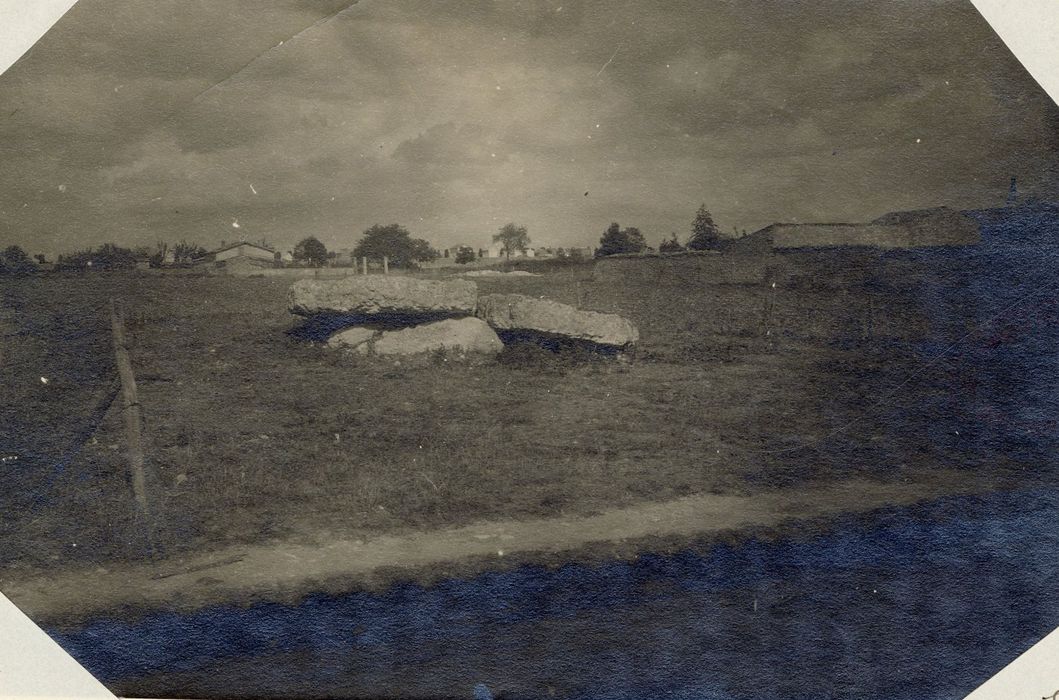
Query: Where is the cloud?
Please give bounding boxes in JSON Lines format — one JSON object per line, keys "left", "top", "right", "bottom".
{"left": 1, "top": 0, "right": 1057, "bottom": 256}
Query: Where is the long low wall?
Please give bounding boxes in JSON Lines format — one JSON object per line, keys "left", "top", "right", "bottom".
{"left": 225, "top": 267, "right": 363, "bottom": 279}
{"left": 419, "top": 258, "right": 508, "bottom": 271}
{"left": 585, "top": 251, "right": 937, "bottom": 348}
{"left": 229, "top": 264, "right": 512, "bottom": 278}
{"left": 591, "top": 252, "right": 778, "bottom": 285}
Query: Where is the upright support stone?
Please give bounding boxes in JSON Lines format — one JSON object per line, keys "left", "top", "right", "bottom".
{"left": 383, "top": 256, "right": 389, "bottom": 275}
{"left": 361, "top": 257, "right": 368, "bottom": 275}
{"left": 369, "top": 317, "right": 503, "bottom": 357}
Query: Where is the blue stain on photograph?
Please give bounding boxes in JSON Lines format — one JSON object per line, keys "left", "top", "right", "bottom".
{"left": 46, "top": 488, "right": 1059, "bottom": 699}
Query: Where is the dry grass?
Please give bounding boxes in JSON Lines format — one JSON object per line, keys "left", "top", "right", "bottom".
{"left": 0, "top": 265, "right": 1006, "bottom": 569}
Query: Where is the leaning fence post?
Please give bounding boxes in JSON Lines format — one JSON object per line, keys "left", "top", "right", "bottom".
{"left": 761, "top": 280, "right": 776, "bottom": 342}
{"left": 109, "top": 299, "right": 153, "bottom": 543}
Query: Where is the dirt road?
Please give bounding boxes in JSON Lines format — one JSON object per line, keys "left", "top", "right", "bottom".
{"left": 2, "top": 472, "right": 991, "bottom": 626}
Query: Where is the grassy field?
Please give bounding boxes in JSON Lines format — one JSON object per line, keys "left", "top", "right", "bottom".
{"left": 0, "top": 261, "right": 1026, "bottom": 572}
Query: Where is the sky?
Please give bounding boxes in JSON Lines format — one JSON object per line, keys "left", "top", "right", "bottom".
{"left": 1, "top": 0, "right": 1058, "bottom": 257}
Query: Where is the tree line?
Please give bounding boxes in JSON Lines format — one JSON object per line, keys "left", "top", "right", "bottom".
{"left": 0, "top": 245, "right": 38, "bottom": 275}
{"left": 291, "top": 204, "right": 729, "bottom": 269}
{"left": 291, "top": 223, "right": 441, "bottom": 269}
{"left": 596, "top": 204, "right": 730, "bottom": 257}
{"left": 0, "top": 240, "right": 214, "bottom": 274}
{"left": 292, "top": 221, "right": 536, "bottom": 269}
{"left": 0, "top": 203, "right": 732, "bottom": 275}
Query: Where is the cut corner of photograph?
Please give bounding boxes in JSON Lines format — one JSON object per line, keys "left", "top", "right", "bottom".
{"left": 0, "top": 591, "right": 114, "bottom": 699}
{"left": 1, "top": 0, "right": 1058, "bottom": 698}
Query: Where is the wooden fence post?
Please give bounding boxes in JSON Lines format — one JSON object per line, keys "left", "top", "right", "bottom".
{"left": 109, "top": 299, "right": 153, "bottom": 543}
{"left": 762, "top": 281, "right": 776, "bottom": 342}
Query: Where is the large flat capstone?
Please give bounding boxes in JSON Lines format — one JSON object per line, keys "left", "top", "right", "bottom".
{"left": 365, "top": 317, "right": 504, "bottom": 357}
{"left": 288, "top": 276, "right": 478, "bottom": 317}
{"left": 476, "top": 294, "right": 639, "bottom": 347}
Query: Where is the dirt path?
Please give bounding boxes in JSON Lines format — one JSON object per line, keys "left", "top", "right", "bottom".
{"left": 2, "top": 472, "right": 990, "bottom": 626}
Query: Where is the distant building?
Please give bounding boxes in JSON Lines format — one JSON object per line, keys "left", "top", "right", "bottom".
{"left": 468, "top": 244, "right": 595, "bottom": 262}
{"left": 196, "top": 241, "right": 277, "bottom": 270}
{"left": 565, "top": 246, "right": 594, "bottom": 260}
{"left": 740, "top": 207, "right": 980, "bottom": 252}
{"left": 483, "top": 245, "right": 535, "bottom": 259}
{"left": 203, "top": 241, "right": 276, "bottom": 263}
{"left": 332, "top": 248, "right": 356, "bottom": 266}
{"left": 421, "top": 246, "right": 470, "bottom": 267}
{"left": 742, "top": 223, "right": 912, "bottom": 250}
{"left": 869, "top": 207, "right": 982, "bottom": 247}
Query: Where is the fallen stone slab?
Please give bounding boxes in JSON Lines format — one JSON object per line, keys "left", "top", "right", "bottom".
{"left": 476, "top": 294, "right": 639, "bottom": 347}
{"left": 326, "top": 326, "right": 377, "bottom": 350}
{"left": 365, "top": 317, "right": 503, "bottom": 357}
{"left": 288, "top": 276, "right": 478, "bottom": 317}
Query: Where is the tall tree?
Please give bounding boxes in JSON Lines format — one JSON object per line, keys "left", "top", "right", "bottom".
{"left": 1, "top": 245, "right": 35, "bottom": 274}
{"left": 410, "top": 237, "right": 439, "bottom": 264}
{"left": 688, "top": 204, "right": 722, "bottom": 250}
{"left": 493, "top": 223, "right": 530, "bottom": 258}
{"left": 353, "top": 224, "right": 436, "bottom": 269}
{"left": 624, "top": 227, "right": 646, "bottom": 250}
{"left": 596, "top": 222, "right": 647, "bottom": 256}
{"left": 293, "top": 236, "right": 329, "bottom": 267}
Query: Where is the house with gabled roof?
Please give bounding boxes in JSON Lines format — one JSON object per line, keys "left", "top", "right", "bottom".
{"left": 195, "top": 241, "right": 278, "bottom": 269}
{"left": 740, "top": 207, "right": 980, "bottom": 252}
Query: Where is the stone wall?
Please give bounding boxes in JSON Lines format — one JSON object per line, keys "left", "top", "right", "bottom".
{"left": 591, "top": 252, "right": 777, "bottom": 286}
{"left": 225, "top": 266, "right": 362, "bottom": 279}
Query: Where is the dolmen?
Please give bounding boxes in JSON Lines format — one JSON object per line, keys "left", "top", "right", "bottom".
{"left": 287, "top": 275, "right": 638, "bottom": 360}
